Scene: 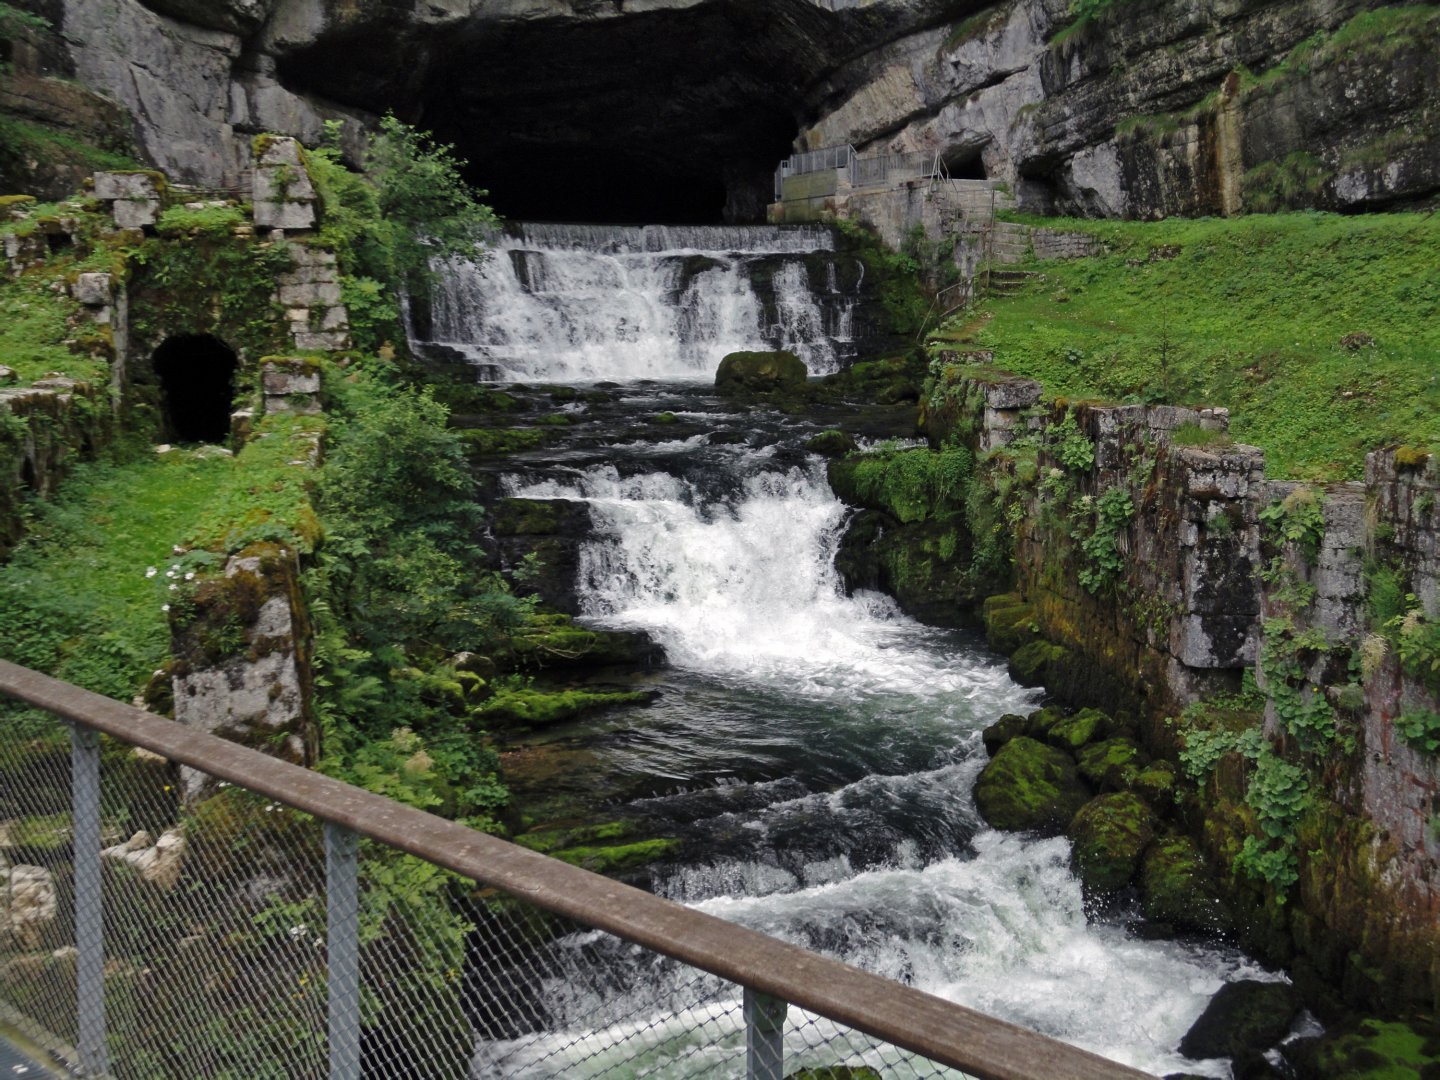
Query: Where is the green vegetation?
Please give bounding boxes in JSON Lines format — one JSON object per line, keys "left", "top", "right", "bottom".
{"left": 828, "top": 445, "right": 972, "bottom": 523}
{"left": 0, "top": 450, "right": 239, "bottom": 730}
{"left": 955, "top": 212, "right": 1440, "bottom": 479}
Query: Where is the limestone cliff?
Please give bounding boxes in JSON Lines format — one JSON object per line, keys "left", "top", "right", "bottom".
{"left": 7, "top": 0, "right": 1435, "bottom": 218}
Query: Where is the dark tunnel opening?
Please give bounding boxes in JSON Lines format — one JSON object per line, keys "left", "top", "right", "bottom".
{"left": 152, "top": 334, "right": 239, "bottom": 444}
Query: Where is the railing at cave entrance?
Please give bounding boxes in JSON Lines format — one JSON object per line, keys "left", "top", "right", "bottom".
{"left": 0, "top": 659, "right": 1154, "bottom": 1080}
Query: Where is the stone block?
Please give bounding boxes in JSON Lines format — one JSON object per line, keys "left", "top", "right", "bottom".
{"left": 72, "top": 272, "right": 113, "bottom": 307}
{"left": 319, "top": 305, "right": 349, "bottom": 330}
{"left": 261, "top": 367, "right": 321, "bottom": 395}
{"left": 277, "top": 281, "right": 341, "bottom": 306}
{"left": 254, "top": 199, "right": 316, "bottom": 231}
{"left": 983, "top": 378, "right": 1042, "bottom": 410}
{"left": 113, "top": 199, "right": 160, "bottom": 229}
{"left": 265, "top": 393, "right": 323, "bottom": 414}
{"left": 293, "top": 330, "right": 348, "bottom": 351}
{"left": 93, "top": 171, "right": 162, "bottom": 201}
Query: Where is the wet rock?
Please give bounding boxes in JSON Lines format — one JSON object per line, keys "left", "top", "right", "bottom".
{"left": 805, "top": 429, "right": 857, "bottom": 457}
{"left": 1045, "top": 706, "right": 1114, "bottom": 752}
{"left": 973, "top": 736, "right": 1091, "bottom": 836}
{"left": 1178, "top": 980, "right": 1302, "bottom": 1072}
{"left": 715, "top": 350, "right": 807, "bottom": 395}
{"left": 982, "top": 593, "right": 1040, "bottom": 654}
{"left": 1289, "top": 1015, "right": 1440, "bottom": 1080}
{"left": 1067, "top": 792, "right": 1157, "bottom": 896}
{"left": 981, "top": 713, "right": 1032, "bottom": 756}
{"left": 1140, "top": 835, "right": 1233, "bottom": 935}
{"left": 1076, "top": 736, "right": 1147, "bottom": 791}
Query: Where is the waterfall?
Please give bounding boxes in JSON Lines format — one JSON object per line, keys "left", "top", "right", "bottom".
{"left": 496, "top": 439, "right": 1279, "bottom": 1078}
{"left": 416, "top": 224, "right": 857, "bottom": 382}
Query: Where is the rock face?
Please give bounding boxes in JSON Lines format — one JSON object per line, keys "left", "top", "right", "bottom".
{"left": 20, "top": 0, "right": 1437, "bottom": 218}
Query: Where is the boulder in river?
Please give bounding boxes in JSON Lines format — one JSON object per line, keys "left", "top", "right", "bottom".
{"left": 715, "top": 350, "right": 807, "bottom": 394}
{"left": 1178, "top": 979, "right": 1302, "bottom": 1075}
{"left": 973, "top": 736, "right": 1091, "bottom": 835}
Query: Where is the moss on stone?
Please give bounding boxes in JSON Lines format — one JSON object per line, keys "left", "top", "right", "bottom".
{"left": 1076, "top": 736, "right": 1147, "bottom": 791}
{"left": 805, "top": 429, "right": 857, "bottom": 457}
{"left": 1046, "top": 706, "right": 1112, "bottom": 751}
{"left": 715, "top": 350, "right": 807, "bottom": 394}
{"left": 1131, "top": 760, "right": 1178, "bottom": 807}
{"left": 1068, "top": 792, "right": 1157, "bottom": 896}
{"left": 1008, "top": 639, "right": 1068, "bottom": 686}
{"left": 456, "top": 427, "right": 549, "bottom": 456}
{"left": 1141, "top": 835, "right": 1234, "bottom": 934}
{"left": 785, "top": 1069, "right": 885, "bottom": 1080}
{"left": 475, "top": 687, "right": 651, "bottom": 728}
{"left": 973, "top": 735, "right": 1091, "bottom": 835}
{"left": 983, "top": 594, "right": 1040, "bottom": 654}
{"left": 1304, "top": 1016, "right": 1440, "bottom": 1079}
{"left": 982, "top": 712, "right": 1033, "bottom": 756}
{"left": 543, "top": 836, "right": 682, "bottom": 875}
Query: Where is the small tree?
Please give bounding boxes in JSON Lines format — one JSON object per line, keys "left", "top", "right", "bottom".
{"left": 365, "top": 114, "right": 498, "bottom": 289}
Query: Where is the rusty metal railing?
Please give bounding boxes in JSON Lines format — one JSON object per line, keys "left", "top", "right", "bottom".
{"left": 0, "top": 658, "right": 1153, "bottom": 1080}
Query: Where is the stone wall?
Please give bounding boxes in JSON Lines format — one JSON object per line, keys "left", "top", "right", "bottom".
{"left": 908, "top": 363, "right": 1440, "bottom": 1007}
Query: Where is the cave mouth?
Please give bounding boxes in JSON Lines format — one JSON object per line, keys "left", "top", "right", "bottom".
{"left": 944, "top": 149, "right": 989, "bottom": 180}
{"left": 152, "top": 334, "right": 238, "bottom": 444}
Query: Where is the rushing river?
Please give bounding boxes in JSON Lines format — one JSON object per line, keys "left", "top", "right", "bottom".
{"left": 416, "top": 225, "right": 1281, "bottom": 1078}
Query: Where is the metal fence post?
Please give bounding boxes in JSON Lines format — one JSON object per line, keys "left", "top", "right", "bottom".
{"left": 744, "top": 987, "right": 786, "bottom": 1080}
{"left": 70, "top": 724, "right": 108, "bottom": 1077}
{"left": 326, "top": 823, "right": 360, "bottom": 1080}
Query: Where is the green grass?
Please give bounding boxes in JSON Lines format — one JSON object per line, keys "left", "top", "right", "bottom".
{"left": 0, "top": 268, "right": 106, "bottom": 385}
{"left": 0, "top": 452, "right": 233, "bottom": 711}
{"left": 954, "top": 212, "right": 1440, "bottom": 480}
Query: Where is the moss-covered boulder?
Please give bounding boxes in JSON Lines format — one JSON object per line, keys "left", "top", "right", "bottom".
{"left": 1131, "top": 760, "right": 1178, "bottom": 807}
{"left": 973, "top": 736, "right": 1091, "bottom": 836}
{"left": 983, "top": 593, "right": 1041, "bottom": 654}
{"left": 475, "top": 686, "right": 653, "bottom": 728}
{"left": 715, "top": 350, "right": 807, "bottom": 393}
{"left": 1289, "top": 1015, "right": 1440, "bottom": 1079}
{"left": 1077, "top": 736, "right": 1148, "bottom": 791}
{"left": 1178, "top": 980, "right": 1302, "bottom": 1072}
{"left": 1067, "top": 792, "right": 1157, "bottom": 897}
{"left": 982, "top": 713, "right": 1033, "bottom": 756}
{"left": 1008, "top": 639, "right": 1068, "bottom": 686}
{"left": 1046, "top": 707, "right": 1114, "bottom": 752}
{"left": 1141, "top": 835, "right": 1234, "bottom": 934}
{"left": 805, "top": 429, "right": 857, "bottom": 457}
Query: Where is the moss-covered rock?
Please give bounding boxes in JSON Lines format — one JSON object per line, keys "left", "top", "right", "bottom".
{"left": 805, "top": 429, "right": 857, "bottom": 457}
{"left": 507, "top": 619, "right": 666, "bottom": 671}
{"left": 456, "top": 427, "right": 550, "bottom": 457}
{"left": 983, "top": 593, "right": 1040, "bottom": 654}
{"left": 1067, "top": 792, "right": 1157, "bottom": 896}
{"left": 1046, "top": 707, "right": 1113, "bottom": 752}
{"left": 1141, "top": 835, "right": 1234, "bottom": 934}
{"left": 475, "top": 687, "right": 652, "bottom": 728}
{"left": 982, "top": 713, "right": 1033, "bottom": 756}
{"left": 1290, "top": 1015, "right": 1440, "bottom": 1079}
{"left": 784, "top": 1069, "right": 885, "bottom": 1080}
{"left": 1178, "top": 980, "right": 1302, "bottom": 1071}
{"left": 715, "top": 350, "right": 807, "bottom": 393}
{"left": 1076, "top": 736, "right": 1147, "bottom": 791}
{"left": 490, "top": 497, "right": 591, "bottom": 538}
{"left": 1008, "top": 639, "right": 1069, "bottom": 686}
{"left": 973, "top": 736, "right": 1091, "bottom": 836}
{"left": 1131, "top": 760, "right": 1178, "bottom": 807}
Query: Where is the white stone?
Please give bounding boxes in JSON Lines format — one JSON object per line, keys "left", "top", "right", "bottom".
{"left": 0, "top": 864, "right": 58, "bottom": 949}
{"left": 102, "top": 828, "right": 187, "bottom": 890}
{"left": 113, "top": 199, "right": 160, "bottom": 229}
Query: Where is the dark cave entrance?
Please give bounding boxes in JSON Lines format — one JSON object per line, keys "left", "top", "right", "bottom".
{"left": 945, "top": 149, "right": 988, "bottom": 180}
{"left": 152, "top": 334, "right": 239, "bottom": 444}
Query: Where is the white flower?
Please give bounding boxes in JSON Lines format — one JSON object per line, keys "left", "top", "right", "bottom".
{"left": 145, "top": 567, "right": 157, "bottom": 578}
{"left": 184, "top": 572, "right": 195, "bottom": 581}
{"left": 161, "top": 604, "right": 170, "bottom": 612}
{"left": 169, "top": 584, "right": 178, "bottom": 592}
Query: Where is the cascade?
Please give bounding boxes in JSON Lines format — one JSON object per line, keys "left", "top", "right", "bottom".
{"left": 415, "top": 224, "right": 857, "bottom": 382}
{"left": 437, "top": 222, "right": 1284, "bottom": 1078}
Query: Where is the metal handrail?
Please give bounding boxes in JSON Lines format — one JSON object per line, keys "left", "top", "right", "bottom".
{"left": 0, "top": 658, "right": 1154, "bottom": 1080}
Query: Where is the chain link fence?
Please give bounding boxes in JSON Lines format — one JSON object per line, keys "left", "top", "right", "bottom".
{"left": 1, "top": 661, "right": 1151, "bottom": 1080}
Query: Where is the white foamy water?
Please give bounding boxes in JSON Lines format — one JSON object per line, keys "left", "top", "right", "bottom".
{"left": 420, "top": 224, "right": 856, "bottom": 381}
{"left": 493, "top": 452, "right": 1273, "bottom": 1077}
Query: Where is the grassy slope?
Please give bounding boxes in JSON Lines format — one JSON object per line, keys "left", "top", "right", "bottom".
{"left": 1, "top": 451, "right": 240, "bottom": 711}
{"left": 945, "top": 212, "right": 1440, "bottom": 480}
